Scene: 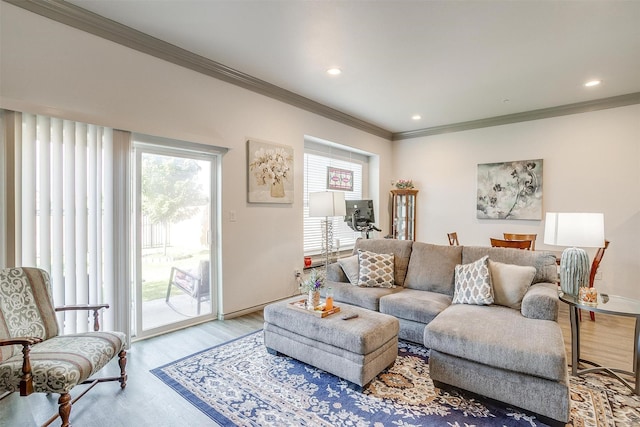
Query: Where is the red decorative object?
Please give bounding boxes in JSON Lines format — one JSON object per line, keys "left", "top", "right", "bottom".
{"left": 304, "top": 256, "right": 312, "bottom": 267}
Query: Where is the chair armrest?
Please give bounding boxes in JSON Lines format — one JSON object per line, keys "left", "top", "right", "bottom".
{"left": 171, "top": 267, "right": 199, "bottom": 281}
{"left": 0, "top": 337, "right": 43, "bottom": 347}
{"left": 0, "top": 337, "right": 42, "bottom": 396}
{"left": 55, "top": 304, "right": 110, "bottom": 311}
{"left": 521, "top": 282, "right": 559, "bottom": 321}
{"left": 55, "top": 304, "right": 110, "bottom": 331}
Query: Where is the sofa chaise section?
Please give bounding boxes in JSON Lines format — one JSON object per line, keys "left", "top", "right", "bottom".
{"left": 424, "top": 282, "right": 570, "bottom": 424}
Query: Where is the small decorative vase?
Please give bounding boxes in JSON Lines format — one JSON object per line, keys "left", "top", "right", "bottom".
{"left": 579, "top": 286, "right": 598, "bottom": 306}
{"left": 308, "top": 290, "right": 320, "bottom": 309}
{"left": 270, "top": 180, "right": 285, "bottom": 198}
{"left": 560, "top": 247, "right": 590, "bottom": 296}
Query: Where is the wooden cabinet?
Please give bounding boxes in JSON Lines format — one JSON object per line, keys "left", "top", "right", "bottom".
{"left": 390, "top": 189, "right": 418, "bottom": 240}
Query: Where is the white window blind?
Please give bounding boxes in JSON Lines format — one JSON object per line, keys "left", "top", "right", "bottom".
{"left": 10, "top": 112, "right": 126, "bottom": 334}
{"left": 303, "top": 144, "right": 368, "bottom": 255}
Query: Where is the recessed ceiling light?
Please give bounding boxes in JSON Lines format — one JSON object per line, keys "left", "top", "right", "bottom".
{"left": 411, "top": 114, "right": 422, "bottom": 121}
{"left": 584, "top": 80, "right": 602, "bottom": 87}
{"left": 327, "top": 68, "right": 342, "bottom": 76}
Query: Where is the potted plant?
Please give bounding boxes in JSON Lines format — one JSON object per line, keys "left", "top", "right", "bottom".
{"left": 299, "top": 269, "right": 325, "bottom": 309}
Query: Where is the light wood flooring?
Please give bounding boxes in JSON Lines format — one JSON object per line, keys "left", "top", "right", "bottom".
{"left": 0, "top": 304, "right": 635, "bottom": 427}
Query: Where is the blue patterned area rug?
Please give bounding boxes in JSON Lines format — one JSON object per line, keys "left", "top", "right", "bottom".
{"left": 151, "top": 330, "right": 639, "bottom": 426}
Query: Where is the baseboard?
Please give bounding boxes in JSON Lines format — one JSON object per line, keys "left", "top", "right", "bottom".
{"left": 219, "top": 294, "right": 300, "bottom": 320}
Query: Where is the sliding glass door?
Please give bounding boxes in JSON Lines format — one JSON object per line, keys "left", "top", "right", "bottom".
{"left": 133, "top": 140, "right": 218, "bottom": 339}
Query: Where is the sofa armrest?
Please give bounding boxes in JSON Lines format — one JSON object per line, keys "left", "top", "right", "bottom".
{"left": 521, "top": 282, "right": 559, "bottom": 321}
{"left": 326, "top": 262, "right": 348, "bottom": 283}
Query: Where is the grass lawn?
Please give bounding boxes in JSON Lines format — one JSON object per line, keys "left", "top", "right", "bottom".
{"left": 142, "top": 279, "right": 186, "bottom": 301}
{"left": 141, "top": 249, "right": 208, "bottom": 302}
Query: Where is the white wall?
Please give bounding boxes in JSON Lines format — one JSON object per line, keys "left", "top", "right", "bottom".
{"left": 392, "top": 105, "right": 640, "bottom": 298}
{"left": 3, "top": 3, "right": 639, "bottom": 306}
{"left": 0, "top": 4, "right": 393, "bottom": 316}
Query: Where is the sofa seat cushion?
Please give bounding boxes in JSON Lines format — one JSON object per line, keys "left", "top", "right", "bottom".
{"left": 423, "top": 304, "right": 566, "bottom": 382}
{"left": 324, "top": 281, "right": 402, "bottom": 311}
{"left": 379, "top": 289, "right": 451, "bottom": 325}
{"left": 352, "top": 239, "right": 413, "bottom": 287}
{"left": 0, "top": 331, "right": 126, "bottom": 394}
{"left": 404, "top": 242, "right": 462, "bottom": 296}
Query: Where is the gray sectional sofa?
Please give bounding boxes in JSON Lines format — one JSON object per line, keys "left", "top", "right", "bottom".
{"left": 325, "top": 238, "right": 569, "bottom": 426}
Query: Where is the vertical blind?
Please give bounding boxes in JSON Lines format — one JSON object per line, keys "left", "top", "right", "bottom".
{"left": 303, "top": 148, "right": 366, "bottom": 255}
{"left": 11, "top": 112, "right": 122, "bottom": 333}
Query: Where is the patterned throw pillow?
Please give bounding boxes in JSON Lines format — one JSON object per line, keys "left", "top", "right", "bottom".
{"left": 357, "top": 250, "right": 395, "bottom": 288}
{"left": 452, "top": 255, "right": 493, "bottom": 305}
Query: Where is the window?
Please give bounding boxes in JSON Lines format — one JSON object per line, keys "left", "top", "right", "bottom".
{"left": 303, "top": 139, "right": 369, "bottom": 255}
{"left": 2, "top": 111, "right": 130, "bottom": 334}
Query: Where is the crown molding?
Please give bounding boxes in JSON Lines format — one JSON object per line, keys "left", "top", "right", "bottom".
{"left": 5, "top": 1, "right": 640, "bottom": 143}
{"left": 392, "top": 92, "right": 640, "bottom": 141}
{"left": 5, "top": 0, "right": 393, "bottom": 140}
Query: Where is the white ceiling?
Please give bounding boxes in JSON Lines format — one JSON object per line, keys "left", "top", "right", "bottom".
{"left": 67, "top": 0, "right": 640, "bottom": 134}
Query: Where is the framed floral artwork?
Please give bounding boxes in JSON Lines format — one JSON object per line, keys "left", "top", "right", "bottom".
{"left": 476, "top": 159, "right": 543, "bottom": 220}
{"left": 247, "top": 139, "right": 294, "bottom": 203}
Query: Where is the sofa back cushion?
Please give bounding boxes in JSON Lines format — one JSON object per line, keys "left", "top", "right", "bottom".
{"left": 404, "top": 242, "right": 462, "bottom": 296}
{"left": 462, "top": 246, "right": 557, "bottom": 284}
{"left": 352, "top": 238, "right": 413, "bottom": 287}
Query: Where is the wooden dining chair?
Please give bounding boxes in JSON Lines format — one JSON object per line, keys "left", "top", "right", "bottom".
{"left": 490, "top": 238, "right": 532, "bottom": 250}
{"left": 503, "top": 233, "right": 537, "bottom": 251}
{"left": 447, "top": 232, "right": 459, "bottom": 246}
{"left": 582, "top": 240, "right": 610, "bottom": 321}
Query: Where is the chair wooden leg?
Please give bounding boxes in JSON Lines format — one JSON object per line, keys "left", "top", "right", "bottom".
{"left": 58, "top": 393, "right": 71, "bottom": 427}
{"left": 118, "top": 350, "right": 127, "bottom": 389}
{"left": 590, "top": 311, "right": 596, "bottom": 321}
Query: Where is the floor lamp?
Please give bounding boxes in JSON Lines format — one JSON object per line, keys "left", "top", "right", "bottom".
{"left": 544, "top": 212, "right": 605, "bottom": 296}
{"left": 309, "top": 191, "right": 346, "bottom": 274}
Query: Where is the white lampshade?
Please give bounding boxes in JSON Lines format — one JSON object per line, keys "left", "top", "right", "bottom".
{"left": 309, "top": 191, "right": 346, "bottom": 217}
{"left": 543, "top": 212, "right": 605, "bottom": 248}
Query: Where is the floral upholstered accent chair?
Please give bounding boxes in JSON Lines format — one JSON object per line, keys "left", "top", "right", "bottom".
{"left": 0, "top": 267, "right": 127, "bottom": 427}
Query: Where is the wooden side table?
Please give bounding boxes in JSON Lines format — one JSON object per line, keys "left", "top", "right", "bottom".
{"left": 559, "top": 292, "right": 640, "bottom": 394}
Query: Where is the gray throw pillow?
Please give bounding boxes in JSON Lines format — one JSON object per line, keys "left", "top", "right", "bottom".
{"left": 489, "top": 260, "right": 536, "bottom": 309}
{"left": 452, "top": 255, "right": 493, "bottom": 305}
{"left": 337, "top": 254, "right": 359, "bottom": 285}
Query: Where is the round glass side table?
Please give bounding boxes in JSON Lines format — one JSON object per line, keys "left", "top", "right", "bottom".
{"left": 559, "top": 291, "right": 640, "bottom": 394}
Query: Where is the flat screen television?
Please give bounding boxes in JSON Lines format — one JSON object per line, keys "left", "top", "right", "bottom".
{"left": 344, "top": 199, "right": 375, "bottom": 226}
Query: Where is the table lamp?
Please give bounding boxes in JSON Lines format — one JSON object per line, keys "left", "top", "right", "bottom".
{"left": 309, "top": 191, "right": 346, "bottom": 273}
{"left": 543, "top": 212, "right": 605, "bottom": 296}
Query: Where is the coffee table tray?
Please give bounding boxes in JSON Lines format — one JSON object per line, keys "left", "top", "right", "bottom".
{"left": 288, "top": 299, "right": 341, "bottom": 318}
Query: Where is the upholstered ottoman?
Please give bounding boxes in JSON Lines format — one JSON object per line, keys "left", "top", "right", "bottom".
{"left": 263, "top": 297, "right": 399, "bottom": 388}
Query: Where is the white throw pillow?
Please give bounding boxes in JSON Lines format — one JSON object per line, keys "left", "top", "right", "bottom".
{"left": 452, "top": 255, "right": 493, "bottom": 305}
{"left": 357, "top": 250, "right": 395, "bottom": 288}
{"left": 338, "top": 254, "right": 359, "bottom": 285}
{"left": 489, "top": 260, "right": 536, "bottom": 309}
